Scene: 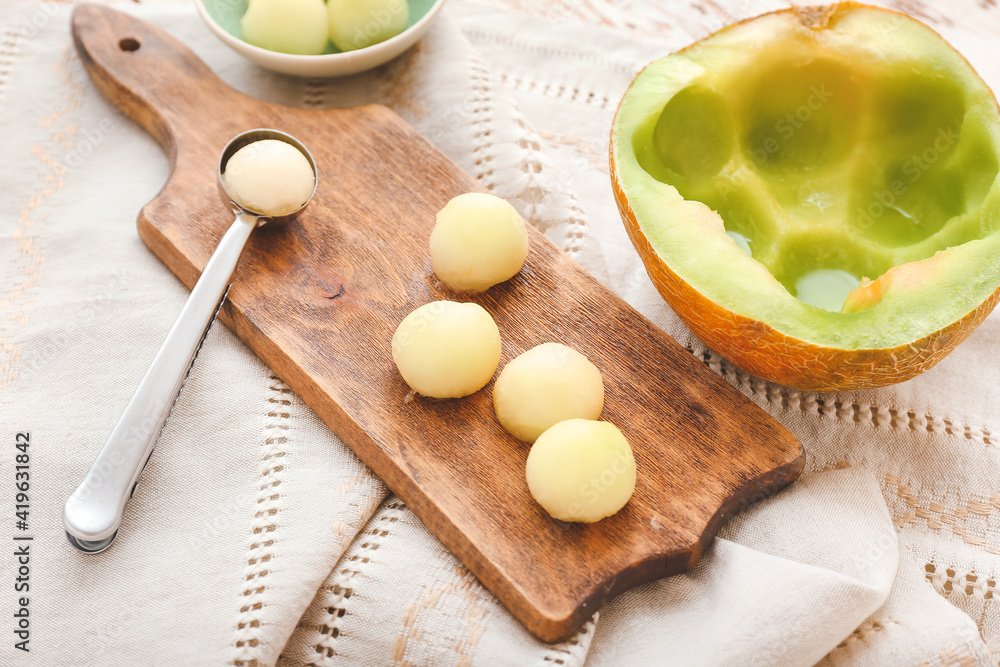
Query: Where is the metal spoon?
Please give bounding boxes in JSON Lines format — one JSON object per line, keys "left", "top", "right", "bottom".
{"left": 63, "top": 129, "right": 318, "bottom": 553}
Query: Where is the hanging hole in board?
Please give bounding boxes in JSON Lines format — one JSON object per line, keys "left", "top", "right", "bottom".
{"left": 119, "top": 37, "right": 140, "bottom": 52}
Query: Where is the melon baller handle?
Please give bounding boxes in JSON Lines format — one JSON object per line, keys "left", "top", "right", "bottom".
{"left": 62, "top": 210, "right": 260, "bottom": 554}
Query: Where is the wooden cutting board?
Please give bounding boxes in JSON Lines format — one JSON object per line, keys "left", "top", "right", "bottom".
{"left": 72, "top": 4, "right": 804, "bottom": 643}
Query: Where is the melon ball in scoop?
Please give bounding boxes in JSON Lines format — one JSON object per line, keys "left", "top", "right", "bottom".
{"left": 430, "top": 193, "right": 529, "bottom": 292}
{"left": 222, "top": 140, "right": 315, "bottom": 217}
{"left": 241, "top": 0, "right": 329, "bottom": 56}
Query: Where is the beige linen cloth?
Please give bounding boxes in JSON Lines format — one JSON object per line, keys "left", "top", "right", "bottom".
{"left": 1, "top": 0, "right": 999, "bottom": 664}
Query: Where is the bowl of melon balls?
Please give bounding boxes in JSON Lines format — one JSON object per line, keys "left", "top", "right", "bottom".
{"left": 393, "top": 192, "right": 638, "bottom": 524}
{"left": 196, "top": 0, "right": 446, "bottom": 77}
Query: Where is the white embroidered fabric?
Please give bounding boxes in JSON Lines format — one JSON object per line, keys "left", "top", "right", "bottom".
{"left": 1, "top": 0, "right": 999, "bottom": 665}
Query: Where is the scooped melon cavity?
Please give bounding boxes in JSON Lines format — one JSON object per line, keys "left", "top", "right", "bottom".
{"left": 613, "top": 3, "right": 1000, "bottom": 352}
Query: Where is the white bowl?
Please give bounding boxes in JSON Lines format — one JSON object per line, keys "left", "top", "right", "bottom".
{"left": 195, "top": 0, "right": 446, "bottom": 78}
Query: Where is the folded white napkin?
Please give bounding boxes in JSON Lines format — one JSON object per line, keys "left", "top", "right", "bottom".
{"left": 0, "top": 1, "right": 995, "bottom": 665}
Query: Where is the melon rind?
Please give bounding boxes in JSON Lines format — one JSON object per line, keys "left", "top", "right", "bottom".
{"left": 610, "top": 2, "right": 1000, "bottom": 391}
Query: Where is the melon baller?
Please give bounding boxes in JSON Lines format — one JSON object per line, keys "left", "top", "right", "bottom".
{"left": 63, "top": 129, "right": 318, "bottom": 553}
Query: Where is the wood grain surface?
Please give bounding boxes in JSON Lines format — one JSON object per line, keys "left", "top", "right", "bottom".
{"left": 72, "top": 3, "right": 804, "bottom": 643}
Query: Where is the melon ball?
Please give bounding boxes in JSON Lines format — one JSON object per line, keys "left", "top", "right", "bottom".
{"left": 493, "top": 343, "right": 604, "bottom": 443}
{"left": 222, "top": 140, "right": 315, "bottom": 217}
{"left": 526, "top": 419, "right": 636, "bottom": 523}
{"left": 430, "top": 192, "right": 530, "bottom": 293}
{"left": 241, "top": 0, "right": 329, "bottom": 56}
{"left": 391, "top": 301, "right": 501, "bottom": 398}
{"left": 328, "top": 0, "right": 410, "bottom": 52}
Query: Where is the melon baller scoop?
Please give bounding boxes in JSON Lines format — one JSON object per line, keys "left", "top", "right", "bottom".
{"left": 63, "top": 129, "right": 318, "bottom": 553}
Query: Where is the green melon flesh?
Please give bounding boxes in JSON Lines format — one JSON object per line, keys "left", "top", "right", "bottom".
{"left": 613, "top": 4, "right": 1000, "bottom": 350}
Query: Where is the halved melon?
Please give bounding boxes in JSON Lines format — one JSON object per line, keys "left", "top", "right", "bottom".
{"left": 611, "top": 2, "right": 1000, "bottom": 391}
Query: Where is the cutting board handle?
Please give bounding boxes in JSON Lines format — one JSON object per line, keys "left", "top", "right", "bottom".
{"left": 71, "top": 4, "right": 244, "bottom": 156}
